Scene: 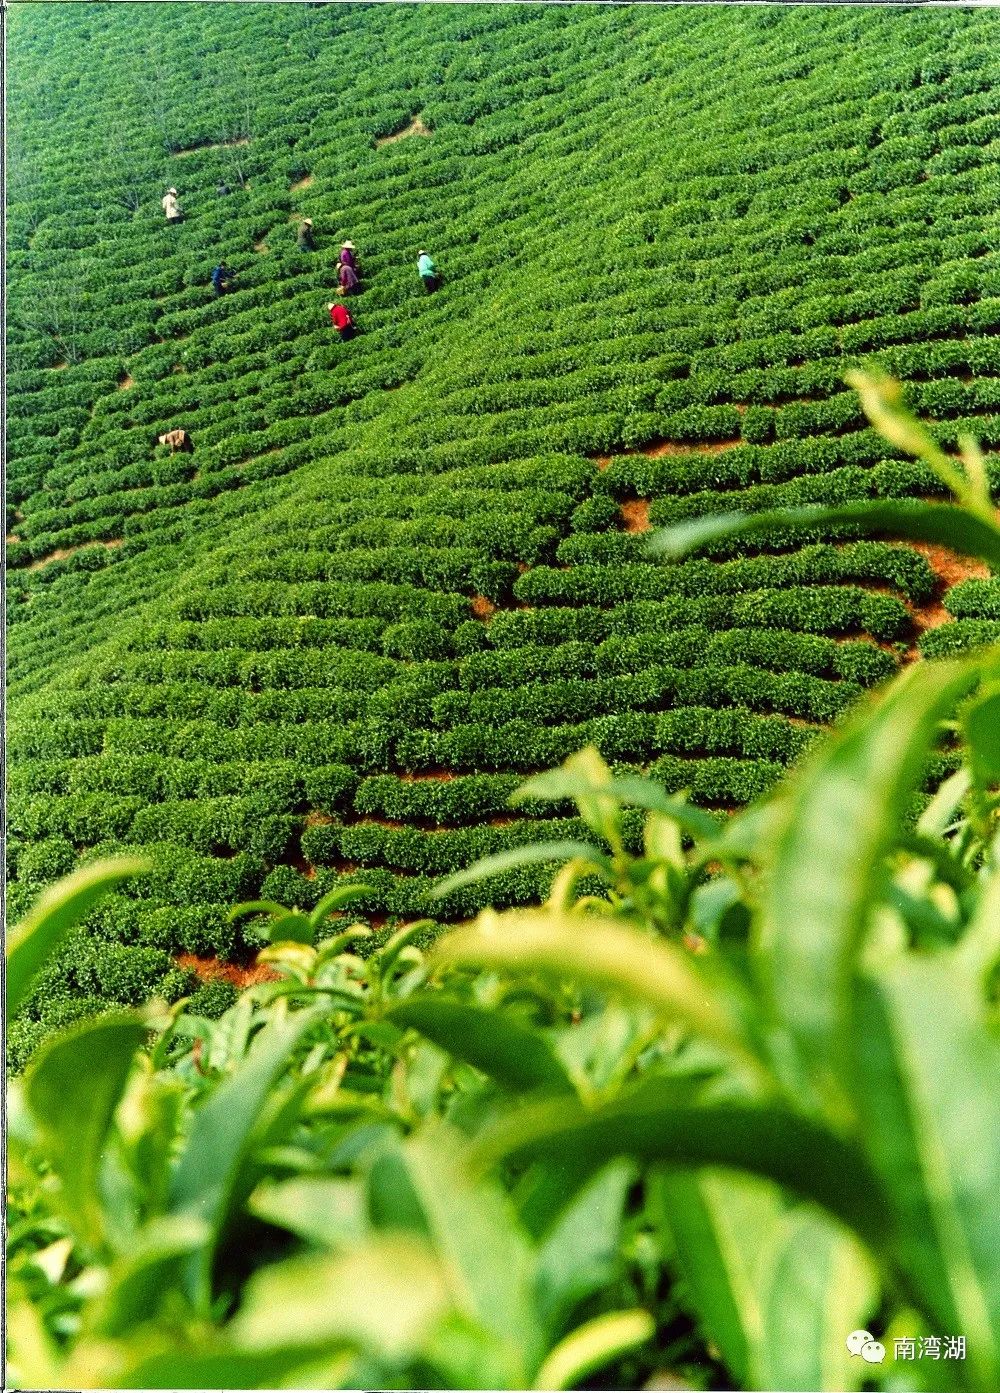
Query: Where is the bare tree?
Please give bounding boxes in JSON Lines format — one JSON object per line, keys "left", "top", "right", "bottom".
{"left": 132, "top": 44, "right": 182, "bottom": 155}
{"left": 6, "top": 129, "right": 47, "bottom": 242}
{"left": 11, "top": 252, "right": 96, "bottom": 365}
{"left": 291, "top": 3, "right": 325, "bottom": 62}
{"left": 100, "top": 116, "right": 159, "bottom": 214}
{"left": 208, "top": 56, "right": 257, "bottom": 189}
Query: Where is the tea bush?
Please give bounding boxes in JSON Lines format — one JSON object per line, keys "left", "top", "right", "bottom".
{"left": 6, "top": 632, "right": 998, "bottom": 1390}
{"left": 6, "top": 1, "right": 998, "bottom": 1046}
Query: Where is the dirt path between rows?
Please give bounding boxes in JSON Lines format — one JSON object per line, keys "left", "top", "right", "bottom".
{"left": 621, "top": 498, "right": 651, "bottom": 533}
{"left": 174, "top": 137, "right": 249, "bottom": 158}
{"left": 901, "top": 540, "right": 992, "bottom": 657}
{"left": 376, "top": 115, "right": 432, "bottom": 147}
{"left": 26, "top": 539, "right": 123, "bottom": 571}
{"left": 176, "top": 952, "right": 280, "bottom": 988}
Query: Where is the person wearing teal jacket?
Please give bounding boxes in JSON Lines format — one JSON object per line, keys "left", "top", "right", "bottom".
{"left": 417, "top": 249, "right": 438, "bottom": 293}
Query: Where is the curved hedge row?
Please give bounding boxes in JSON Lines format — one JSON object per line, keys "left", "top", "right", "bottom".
{"left": 7, "top": 0, "right": 998, "bottom": 1053}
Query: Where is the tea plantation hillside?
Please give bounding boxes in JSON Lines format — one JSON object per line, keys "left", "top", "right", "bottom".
{"left": 7, "top": 2, "right": 1000, "bottom": 1060}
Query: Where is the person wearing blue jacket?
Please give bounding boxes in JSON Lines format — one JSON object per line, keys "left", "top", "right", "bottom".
{"left": 211, "top": 261, "right": 233, "bottom": 297}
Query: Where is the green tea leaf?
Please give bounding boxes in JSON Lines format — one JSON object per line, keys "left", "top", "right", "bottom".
{"left": 655, "top": 1169, "right": 877, "bottom": 1391}
{"left": 851, "top": 958, "right": 1000, "bottom": 1390}
{"left": 758, "top": 659, "right": 979, "bottom": 1102}
{"left": 648, "top": 502, "right": 1000, "bottom": 569}
{"left": 93, "top": 1216, "right": 208, "bottom": 1336}
{"left": 964, "top": 687, "right": 1000, "bottom": 788}
{"left": 25, "top": 1013, "right": 146, "bottom": 1251}
{"left": 516, "top": 748, "right": 624, "bottom": 850}
{"left": 433, "top": 841, "right": 608, "bottom": 899}
{"left": 436, "top": 912, "right": 763, "bottom": 1079}
{"left": 167, "top": 1009, "right": 320, "bottom": 1309}
{"left": 476, "top": 1084, "right": 890, "bottom": 1257}
{"left": 231, "top": 1234, "right": 451, "bottom": 1361}
{"left": 113, "top": 1343, "right": 349, "bottom": 1390}
{"left": 606, "top": 774, "right": 723, "bottom": 840}
{"left": 309, "top": 882, "right": 372, "bottom": 930}
{"left": 918, "top": 768, "right": 973, "bottom": 840}
{"left": 227, "top": 899, "right": 293, "bottom": 922}
{"left": 7, "top": 858, "right": 149, "bottom": 1017}
{"left": 534, "top": 1308, "right": 655, "bottom": 1390}
{"left": 388, "top": 998, "right": 575, "bottom": 1094}
{"left": 248, "top": 1176, "right": 368, "bottom": 1249}
{"left": 399, "top": 1126, "right": 543, "bottom": 1385}
{"left": 534, "top": 1161, "right": 633, "bottom": 1332}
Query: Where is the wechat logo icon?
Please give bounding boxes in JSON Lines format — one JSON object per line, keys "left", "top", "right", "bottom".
{"left": 847, "top": 1330, "right": 885, "bottom": 1363}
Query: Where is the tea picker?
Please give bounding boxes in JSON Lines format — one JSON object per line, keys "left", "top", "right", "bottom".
{"left": 162, "top": 187, "right": 182, "bottom": 223}
{"left": 339, "top": 239, "right": 357, "bottom": 268}
{"left": 157, "top": 428, "right": 193, "bottom": 453}
{"left": 328, "top": 302, "right": 356, "bottom": 341}
{"left": 297, "top": 218, "right": 316, "bottom": 251}
{"left": 417, "top": 249, "right": 439, "bottom": 292}
{"left": 211, "top": 261, "right": 234, "bottom": 297}
{"left": 337, "top": 260, "right": 360, "bottom": 295}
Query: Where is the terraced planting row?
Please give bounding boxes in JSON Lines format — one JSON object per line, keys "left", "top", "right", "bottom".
{"left": 7, "top": 1, "right": 999, "bottom": 1061}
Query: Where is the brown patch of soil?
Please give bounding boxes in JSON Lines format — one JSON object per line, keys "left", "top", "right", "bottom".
{"left": 177, "top": 952, "right": 280, "bottom": 989}
{"left": 376, "top": 115, "right": 432, "bottom": 147}
{"left": 904, "top": 542, "right": 992, "bottom": 658}
{"left": 174, "top": 136, "right": 250, "bottom": 158}
{"left": 48, "top": 360, "right": 68, "bottom": 371}
{"left": 304, "top": 810, "right": 334, "bottom": 829}
{"left": 641, "top": 438, "right": 741, "bottom": 458}
{"left": 909, "top": 541, "right": 991, "bottom": 594}
{"left": 290, "top": 173, "right": 314, "bottom": 192}
{"left": 7, "top": 533, "right": 21, "bottom": 544}
{"left": 594, "top": 437, "right": 742, "bottom": 470}
{"left": 286, "top": 847, "right": 317, "bottom": 881}
{"left": 27, "top": 539, "right": 122, "bottom": 571}
{"left": 470, "top": 594, "right": 497, "bottom": 620}
{"left": 254, "top": 240, "right": 269, "bottom": 254}
{"left": 398, "top": 770, "right": 456, "bottom": 782}
{"left": 621, "top": 498, "right": 651, "bottom": 533}
{"left": 172, "top": 364, "right": 186, "bottom": 374}
{"left": 118, "top": 373, "right": 134, "bottom": 390}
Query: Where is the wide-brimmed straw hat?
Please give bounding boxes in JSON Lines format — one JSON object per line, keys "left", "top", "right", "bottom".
{"left": 302, "top": 218, "right": 313, "bottom": 226}
{"left": 168, "top": 187, "right": 178, "bottom": 195}
{"left": 327, "top": 303, "right": 335, "bottom": 310}
{"left": 342, "top": 240, "right": 355, "bottom": 249}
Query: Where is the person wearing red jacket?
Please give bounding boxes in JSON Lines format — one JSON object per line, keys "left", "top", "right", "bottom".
{"left": 328, "top": 301, "right": 356, "bottom": 340}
